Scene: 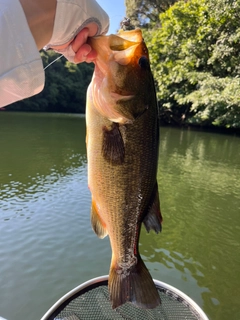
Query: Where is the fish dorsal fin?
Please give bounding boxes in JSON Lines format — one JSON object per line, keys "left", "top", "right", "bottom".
{"left": 102, "top": 123, "right": 125, "bottom": 165}
{"left": 143, "top": 182, "right": 162, "bottom": 233}
{"left": 91, "top": 199, "right": 108, "bottom": 239}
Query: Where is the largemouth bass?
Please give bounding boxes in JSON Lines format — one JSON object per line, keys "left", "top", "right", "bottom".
{"left": 86, "top": 29, "right": 162, "bottom": 309}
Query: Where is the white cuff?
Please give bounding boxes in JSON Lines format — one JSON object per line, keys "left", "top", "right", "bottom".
{"left": 45, "top": 0, "right": 109, "bottom": 49}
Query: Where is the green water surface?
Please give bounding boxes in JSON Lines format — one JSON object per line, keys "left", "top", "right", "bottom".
{"left": 0, "top": 112, "right": 239, "bottom": 320}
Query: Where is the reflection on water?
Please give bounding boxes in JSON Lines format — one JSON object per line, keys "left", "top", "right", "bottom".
{"left": 0, "top": 113, "right": 239, "bottom": 320}
{"left": 141, "top": 127, "right": 240, "bottom": 320}
{"left": 0, "top": 112, "right": 87, "bottom": 219}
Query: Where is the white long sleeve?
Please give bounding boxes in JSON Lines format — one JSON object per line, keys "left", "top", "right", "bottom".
{"left": 0, "top": 0, "right": 109, "bottom": 109}
{"left": 0, "top": 0, "right": 45, "bottom": 108}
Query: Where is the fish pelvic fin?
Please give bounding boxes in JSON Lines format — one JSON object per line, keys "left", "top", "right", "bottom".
{"left": 143, "top": 182, "right": 163, "bottom": 233}
{"left": 102, "top": 122, "right": 125, "bottom": 165}
{"left": 91, "top": 199, "right": 108, "bottom": 239}
{"left": 109, "top": 254, "right": 161, "bottom": 309}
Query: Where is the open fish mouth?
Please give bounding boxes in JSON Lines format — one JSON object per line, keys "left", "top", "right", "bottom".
{"left": 87, "top": 29, "right": 151, "bottom": 124}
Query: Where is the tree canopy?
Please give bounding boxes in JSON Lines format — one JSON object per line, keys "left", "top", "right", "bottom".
{"left": 125, "top": 0, "right": 178, "bottom": 27}
{"left": 143, "top": 0, "right": 240, "bottom": 128}
{"left": 7, "top": 50, "right": 94, "bottom": 113}
{"left": 5, "top": 0, "right": 240, "bottom": 130}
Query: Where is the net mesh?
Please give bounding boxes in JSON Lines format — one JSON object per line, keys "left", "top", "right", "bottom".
{"left": 45, "top": 279, "right": 206, "bottom": 320}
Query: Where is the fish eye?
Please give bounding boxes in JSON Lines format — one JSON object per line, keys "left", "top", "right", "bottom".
{"left": 138, "top": 56, "right": 149, "bottom": 68}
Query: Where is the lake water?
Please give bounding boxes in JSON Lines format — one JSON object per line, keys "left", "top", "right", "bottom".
{"left": 0, "top": 112, "right": 239, "bottom": 320}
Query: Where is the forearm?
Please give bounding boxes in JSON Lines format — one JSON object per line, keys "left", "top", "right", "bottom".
{"left": 0, "top": 0, "right": 44, "bottom": 108}
{"left": 19, "top": 0, "right": 56, "bottom": 50}
{"left": 0, "top": 0, "right": 109, "bottom": 108}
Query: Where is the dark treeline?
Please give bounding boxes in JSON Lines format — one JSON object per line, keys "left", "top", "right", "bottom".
{"left": 5, "top": 0, "right": 240, "bottom": 130}
{"left": 6, "top": 50, "right": 94, "bottom": 114}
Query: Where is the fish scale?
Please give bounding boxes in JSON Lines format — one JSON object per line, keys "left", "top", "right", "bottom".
{"left": 86, "top": 29, "right": 162, "bottom": 309}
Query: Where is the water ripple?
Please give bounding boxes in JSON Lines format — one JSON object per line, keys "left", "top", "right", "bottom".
{"left": 0, "top": 117, "right": 239, "bottom": 320}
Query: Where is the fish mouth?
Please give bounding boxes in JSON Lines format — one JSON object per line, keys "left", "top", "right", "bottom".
{"left": 113, "top": 44, "right": 140, "bottom": 65}
{"left": 88, "top": 29, "right": 150, "bottom": 123}
{"left": 88, "top": 29, "right": 147, "bottom": 66}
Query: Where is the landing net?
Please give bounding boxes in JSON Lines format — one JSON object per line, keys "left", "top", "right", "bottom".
{"left": 41, "top": 275, "right": 209, "bottom": 320}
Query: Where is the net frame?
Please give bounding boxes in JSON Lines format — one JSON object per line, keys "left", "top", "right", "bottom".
{"left": 41, "top": 275, "right": 209, "bottom": 320}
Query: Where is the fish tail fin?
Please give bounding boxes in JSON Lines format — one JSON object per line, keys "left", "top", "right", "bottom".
{"left": 109, "top": 255, "right": 161, "bottom": 309}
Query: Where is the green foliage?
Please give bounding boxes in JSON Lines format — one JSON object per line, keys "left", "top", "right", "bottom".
{"left": 125, "top": 0, "right": 178, "bottom": 28}
{"left": 144, "top": 0, "right": 240, "bottom": 128}
{"left": 7, "top": 50, "right": 94, "bottom": 113}
{"left": 7, "top": 0, "right": 240, "bottom": 129}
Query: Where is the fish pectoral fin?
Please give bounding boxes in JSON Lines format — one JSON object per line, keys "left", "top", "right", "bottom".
{"left": 102, "top": 122, "right": 125, "bottom": 165}
{"left": 109, "top": 254, "right": 161, "bottom": 309}
{"left": 143, "top": 182, "right": 163, "bottom": 233}
{"left": 91, "top": 200, "right": 108, "bottom": 239}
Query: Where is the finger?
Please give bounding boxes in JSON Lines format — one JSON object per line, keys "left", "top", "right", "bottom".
{"left": 74, "top": 48, "right": 97, "bottom": 63}
{"left": 74, "top": 43, "right": 91, "bottom": 63}
{"left": 74, "top": 44, "right": 97, "bottom": 63}
{"left": 71, "top": 28, "right": 89, "bottom": 53}
{"left": 85, "top": 49, "right": 98, "bottom": 63}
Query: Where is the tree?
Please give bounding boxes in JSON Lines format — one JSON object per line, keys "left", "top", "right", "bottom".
{"left": 125, "top": 0, "right": 178, "bottom": 27}
{"left": 7, "top": 50, "right": 94, "bottom": 113}
{"left": 144, "top": 0, "right": 240, "bottom": 128}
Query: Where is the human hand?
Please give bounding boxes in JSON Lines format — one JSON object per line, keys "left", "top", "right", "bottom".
{"left": 44, "top": 0, "right": 109, "bottom": 63}
{"left": 51, "top": 24, "right": 98, "bottom": 64}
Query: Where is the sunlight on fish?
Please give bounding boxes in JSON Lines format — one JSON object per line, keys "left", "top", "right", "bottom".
{"left": 86, "top": 28, "right": 162, "bottom": 309}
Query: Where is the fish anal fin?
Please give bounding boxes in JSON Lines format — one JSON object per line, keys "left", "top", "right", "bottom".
{"left": 143, "top": 183, "right": 163, "bottom": 233}
{"left": 102, "top": 123, "right": 125, "bottom": 165}
{"left": 109, "top": 255, "right": 161, "bottom": 309}
{"left": 91, "top": 200, "right": 108, "bottom": 239}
